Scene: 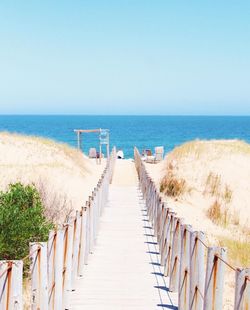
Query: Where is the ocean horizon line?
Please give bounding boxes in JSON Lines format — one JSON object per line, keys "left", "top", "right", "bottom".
{"left": 1, "top": 114, "right": 250, "bottom": 117}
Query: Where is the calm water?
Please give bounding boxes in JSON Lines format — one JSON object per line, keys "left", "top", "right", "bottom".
{"left": 0, "top": 115, "right": 250, "bottom": 158}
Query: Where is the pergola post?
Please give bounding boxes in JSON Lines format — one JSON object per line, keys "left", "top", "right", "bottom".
{"left": 74, "top": 129, "right": 109, "bottom": 162}
{"left": 77, "top": 131, "right": 82, "bottom": 151}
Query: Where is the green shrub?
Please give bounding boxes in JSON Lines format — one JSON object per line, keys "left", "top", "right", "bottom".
{"left": 0, "top": 182, "right": 54, "bottom": 260}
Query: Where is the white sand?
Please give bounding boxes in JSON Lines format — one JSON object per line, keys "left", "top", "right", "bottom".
{"left": 146, "top": 140, "right": 250, "bottom": 237}
{"left": 0, "top": 132, "right": 105, "bottom": 224}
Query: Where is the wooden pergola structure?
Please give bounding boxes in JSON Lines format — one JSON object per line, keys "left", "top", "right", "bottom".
{"left": 74, "top": 128, "right": 110, "bottom": 161}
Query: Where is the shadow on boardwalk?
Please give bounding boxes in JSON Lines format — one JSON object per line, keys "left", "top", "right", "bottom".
{"left": 139, "top": 195, "right": 178, "bottom": 310}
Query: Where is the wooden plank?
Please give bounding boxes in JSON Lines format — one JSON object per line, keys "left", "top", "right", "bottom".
{"left": 74, "top": 129, "right": 101, "bottom": 133}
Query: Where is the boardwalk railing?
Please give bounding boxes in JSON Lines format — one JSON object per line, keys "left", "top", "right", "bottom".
{"left": 134, "top": 147, "right": 250, "bottom": 310}
{"left": 0, "top": 147, "right": 116, "bottom": 310}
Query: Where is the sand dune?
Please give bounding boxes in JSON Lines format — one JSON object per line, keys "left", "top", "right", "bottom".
{"left": 0, "top": 132, "right": 104, "bottom": 224}
{"left": 146, "top": 140, "right": 250, "bottom": 309}
{"left": 147, "top": 140, "right": 250, "bottom": 240}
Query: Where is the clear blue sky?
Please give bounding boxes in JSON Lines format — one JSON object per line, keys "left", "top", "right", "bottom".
{"left": 0, "top": 1, "right": 249, "bottom": 115}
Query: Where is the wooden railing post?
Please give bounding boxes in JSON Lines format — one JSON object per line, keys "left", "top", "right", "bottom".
{"left": 30, "top": 242, "right": 48, "bottom": 310}
{"left": 159, "top": 206, "right": 168, "bottom": 256}
{"left": 204, "top": 247, "right": 227, "bottom": 310}
{"left": 48, "top": 230, "right": 56, "bottom": 309}
{"left": 179, "top": 225, "right": 192, "bottom": 310}
{"left": 92, "top": 190, "right": 97, "bottom": 244}
{"left": 78, "top": 207, "right": 87, "bottom": 276}
{"left": 0, "top": 261, "right": 23, "bottom": 309}
{"left": 169, "top": 217, "right": 183, "bottom": 292}
{"left": 89, "top": 196, "right": 95, "bottom": 253}
{"left": 190, "top": 231, "right": 205, "bottom": 310}
{"left": 85, "top": 201, "right": 90, "bottom": 264}
{"left": 63, "top": 223, "right": 74, "bottom": 309}
{"left": 54, "top": 229, "right": 64, "bottom": 310}
{"left": 72, "top": 211, "right": 81, "bottom": 289}
{"left": 234, "top": 268, "right": 250, "bottom": 310}
{"left": 164, "top": 213, "right": 177, "bottom": 277}
{"left": 161, "top": 209, "right": 171, "bottom": 267}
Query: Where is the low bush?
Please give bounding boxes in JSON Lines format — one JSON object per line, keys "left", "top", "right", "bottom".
{"left": 0, "top": 182, "right": 54, "bottom": 260}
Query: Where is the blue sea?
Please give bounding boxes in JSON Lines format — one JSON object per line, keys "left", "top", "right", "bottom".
{"left": 0, "top": 115, "right": 250, "bottom": 158}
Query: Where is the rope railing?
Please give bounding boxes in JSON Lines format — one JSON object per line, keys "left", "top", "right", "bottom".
{"left": 0, "top": 147, "right": 116, "bottom": 309}
{"left": 134, "top": 146, "right": 250, "bottom": 310}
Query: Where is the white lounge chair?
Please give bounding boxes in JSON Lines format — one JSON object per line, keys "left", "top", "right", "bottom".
{"left": 146, "top": 146, "right": 164, "bottom": 163}
{"left": 154, "top": 146, "right": 164, "bottom": 162}
{"left": 89, "top": 148, "right": 97, "bottom": 158}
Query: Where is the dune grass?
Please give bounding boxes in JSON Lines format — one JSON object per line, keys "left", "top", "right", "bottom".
{"left": 169, "top": 139, "right": 250, "bottom": 160}
{"left": 206, "top": 200, "right": 231, "bottom": 227}
{"left": 0, "top": 131, "right": 89, "bottom": 171}
{"left": 219, "top": 236, "right": 250, "bottom": 267}
{"left": 204, "top": 172, "right": 222, "bottom": 197}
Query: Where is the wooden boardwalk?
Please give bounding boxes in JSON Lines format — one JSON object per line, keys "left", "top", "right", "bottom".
{"left": 70, "top": 160, "right": 178, "bottom": 309}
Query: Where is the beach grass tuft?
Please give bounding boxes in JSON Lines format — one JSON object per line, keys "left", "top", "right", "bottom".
{"left": 206, "top": 199, "right": 230, "bottom": 226}
{"left": 219, "top": 236, "right": 250, "bottom": 267}
{"left": 204, "top": 172, "right": 222, "bottom": 197}
{"left": 160, "top": 173, "right": 186, "bottom": 197}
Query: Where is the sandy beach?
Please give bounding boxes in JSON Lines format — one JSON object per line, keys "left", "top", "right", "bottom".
{"left": 0, "top": 132, "right": 105, "bottom": 224}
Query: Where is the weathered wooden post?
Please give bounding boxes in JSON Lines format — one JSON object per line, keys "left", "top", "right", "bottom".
{"left": 85, "top": 201, "right": 90, "bottom": 264}
{"left": 190, "top": 231, "right": 206, "bottom": 310}
{"left": 63, "top": 223, "right": 74, "bottom": 309}
{"left": 234, "top": 268, "right": 250, "bottom": 309}
{"left": 72, "top": 211, "right": 81, "bottom": 290}
{"left": 204, "top": 247, "right": 227, "bottom": 310}
{"left": 78, "top": 207, "right": 87, "bottom": 276}
{"left": 89, "top": 196, "right": 95, "bottom": 253}
{"left": 76, "top": 131, "right": 82, "bottom": 150}
{"left": 30, "top": 243, "right": 48, "bottom": 310}
{"left": 169, "top": 217, "right": 183, "bottom": 292}
{"left": 161, "top": 209, "right": 170, "bottom": 266}
{"left": 91, "top": 190, "right": 97, "bottom": 244}
{"left": 54, "top": 229, "right": 64, "bottom": 310}
{"left": 159, "top": 206, "right": 168, "bottom": 255}
{"left": 179, "top": 225, "right": 192, "bottom": 310}
{"left": 164, "top": 213, "right": 177, "bottom": 277}
{"left": 154, "top": 195, "right": 162, "bottom": 240}
{"left": 48, "top": 230, "right": 56, "bottom": 308}
{"left": 0, "top": 261, "right": 23, "bottom": 309}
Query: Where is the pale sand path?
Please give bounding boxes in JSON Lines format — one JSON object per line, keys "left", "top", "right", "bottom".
{"left": 70, "top": 160, "right": 178, "bottom": 310}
